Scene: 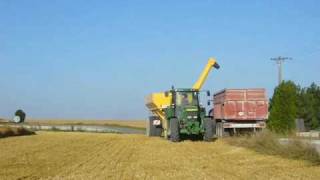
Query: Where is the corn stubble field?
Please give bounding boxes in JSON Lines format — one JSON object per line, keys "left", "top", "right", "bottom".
{"left": 1, "top": 131, "right": 320, "bottom": 179}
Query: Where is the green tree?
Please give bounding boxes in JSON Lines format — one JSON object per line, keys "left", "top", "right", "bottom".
{"left": 297, "top": 83, "right": 320, "bottom": 130}
{"left": 268, "top": 81, "right": 298, "bottom": 134}
{"left": 311, "top": 117, "right": 319, "bottom": 130}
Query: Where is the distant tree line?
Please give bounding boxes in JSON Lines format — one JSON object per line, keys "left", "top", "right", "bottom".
{"left": 268, "top": 81, "right": 320, "bottom": 134}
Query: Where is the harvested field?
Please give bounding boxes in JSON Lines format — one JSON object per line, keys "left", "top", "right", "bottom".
{"left": 0, "top": 132, "right": 320, "bottom": 179}
{"left": 26, "top": 119, "right": 146, "bottom": 129}
{"left": 0, "top": 126, "right": 35, "bottom": 138}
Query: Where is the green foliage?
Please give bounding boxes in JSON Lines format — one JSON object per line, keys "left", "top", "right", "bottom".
{"left": 311, "top": 117, "right": 319, "bottom": 129}
{"left": 297, "top": 83, "right": 320, "bottom": 130}
{"left": 268, "top": 81, "right": 298, "bottom": 134}
{"left": 269, "top": 81, "right": 320, "bottom": 132}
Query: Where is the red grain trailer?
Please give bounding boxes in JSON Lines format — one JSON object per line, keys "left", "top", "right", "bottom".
{"left": 213, "top": 89, "right": 268, "bottom": 137}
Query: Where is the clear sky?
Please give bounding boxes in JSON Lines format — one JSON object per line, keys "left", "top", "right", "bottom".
{"left": 0, "top": 0, "right": 319, "bottom": 120}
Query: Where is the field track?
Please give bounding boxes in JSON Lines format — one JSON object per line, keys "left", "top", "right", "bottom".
{"left": 1, "top": 132, "right": 320, "bottom": 179}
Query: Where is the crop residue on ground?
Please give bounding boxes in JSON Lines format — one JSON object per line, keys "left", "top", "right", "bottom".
{"left": 0, "top": 131, "right": 319, "bottom": 180}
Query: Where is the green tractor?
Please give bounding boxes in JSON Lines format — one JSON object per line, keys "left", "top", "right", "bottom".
{"left": 164, "top": 88, "right": 214, "bottom": 141}
{"left": 145, "top": 58, "right": 220, "bottom": 142}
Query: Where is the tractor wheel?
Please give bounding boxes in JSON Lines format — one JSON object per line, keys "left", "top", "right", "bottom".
{"left": 147, "top": 116, "right": 162, "bottom": 137}
{"left": 169, "top": 118, "right": 180, "bottom": 142}
{"left": 203, "top": 117, "right": 214, "bottom": 141}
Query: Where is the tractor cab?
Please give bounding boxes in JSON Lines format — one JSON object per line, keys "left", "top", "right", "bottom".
{"left": 175, "top": 90, "right": 199, "bottom": 107}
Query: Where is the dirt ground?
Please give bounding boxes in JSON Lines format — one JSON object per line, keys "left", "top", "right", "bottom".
{"left": 0, "top": 132, "right": 320, "bottom": 180}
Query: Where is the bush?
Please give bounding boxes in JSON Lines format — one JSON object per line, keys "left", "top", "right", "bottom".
{"left": 15, "top": 109, "right": 26, "bottom": 123}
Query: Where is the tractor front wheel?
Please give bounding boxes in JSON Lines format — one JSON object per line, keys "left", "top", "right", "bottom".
{"left": 169, "top": 118, "right": 180, "bottom": 142}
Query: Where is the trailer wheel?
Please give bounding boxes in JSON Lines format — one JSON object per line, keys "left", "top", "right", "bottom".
{"left": 169, "top": 118, "right": 180, "bottom": 142}
{"left": 203, "top": 117, "right": 214, "bottom": 141}
{"left": 147, "top": 116, "right": 162, "bottom": 137}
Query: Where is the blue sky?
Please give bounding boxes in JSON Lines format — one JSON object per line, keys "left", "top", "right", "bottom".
{"left": 0, "top": 0, "right": 319, "bottom": 120}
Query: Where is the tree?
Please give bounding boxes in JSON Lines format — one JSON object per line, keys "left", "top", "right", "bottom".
{"left": 268, "top": 81, "right": 298, "bottom": 134}
{"left": 15, "top": 109, "right": 26, "bottom": 123}
{"left": 297, "top": 83, "right": 320, "bottom": 130}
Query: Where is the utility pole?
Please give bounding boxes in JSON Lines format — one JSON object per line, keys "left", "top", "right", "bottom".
{"left": 270, "top": 56, "right": 292, "bottom": 85}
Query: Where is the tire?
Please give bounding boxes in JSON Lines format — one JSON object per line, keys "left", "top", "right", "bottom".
{"left": 203, "top": 117, "right": 214, "bottom": 141}
{"left": 169, "top": 118, "right": 180, "bottom": 142}
{"left": 228, "top": 128, "right": 235, "bottom": 136}
{"left": 147, "top": 116, "right": 162, "bottom": 137}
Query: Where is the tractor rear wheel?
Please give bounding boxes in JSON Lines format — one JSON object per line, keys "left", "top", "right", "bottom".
{"left": 147, "top": 116, "right": 162, "bottom": 137}
{"left": 203, "top": 117, "right": 214, "bottom": 141}
{"left": 169, "top": 118, "right": 180, "bottom": 142}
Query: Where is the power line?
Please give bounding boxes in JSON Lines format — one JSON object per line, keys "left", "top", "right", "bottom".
{"left": 270, "top": 56, "right": 292, "bottom": 85}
